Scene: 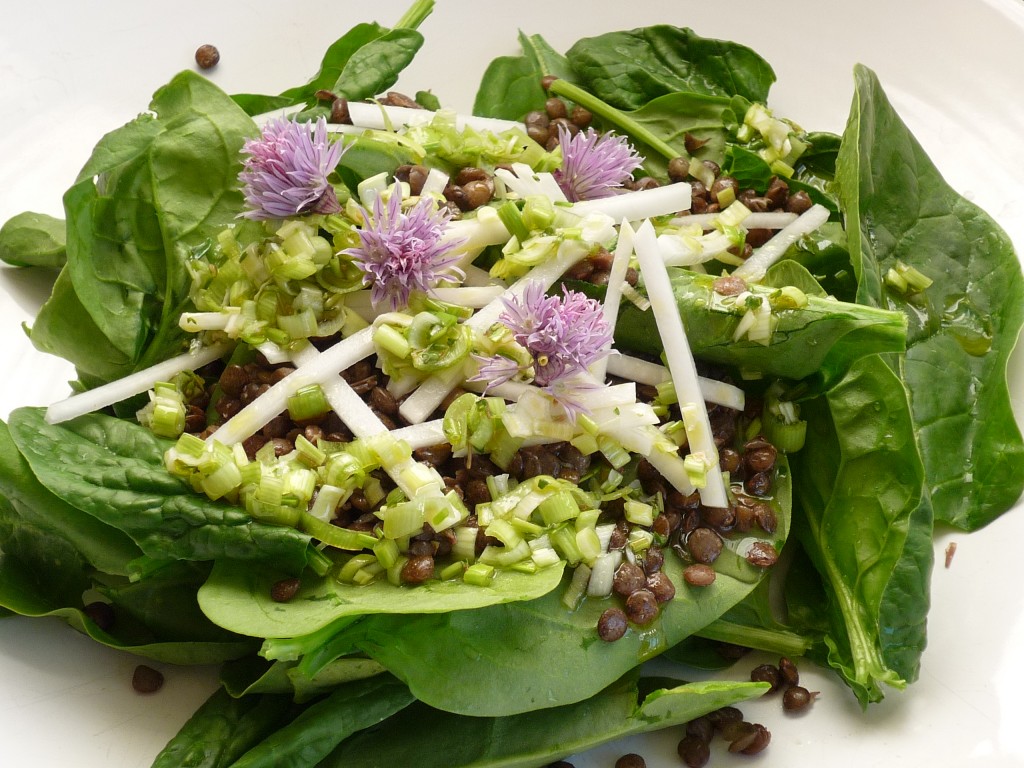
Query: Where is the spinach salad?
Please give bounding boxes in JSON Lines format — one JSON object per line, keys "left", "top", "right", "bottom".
{"left": 1, "top": 2, "right": 1022, "bottom": 766}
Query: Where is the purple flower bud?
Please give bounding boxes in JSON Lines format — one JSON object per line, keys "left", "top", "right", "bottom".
{"left": 344, "top": 193, "right": 464, "bottom": 311}
{"left": 471, "top": 280, "right": 613, "bottom": 418}
{"left": 553, "top": 125, "right": 644, "bottom": 202}
{"left": 239, "top": 117, "right": 345, "bottom": 220}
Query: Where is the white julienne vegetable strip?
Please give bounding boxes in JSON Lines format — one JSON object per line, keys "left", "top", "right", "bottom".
{"left": 343, "top": 101, "right": 522, "bottom": 136}
{"left": 590, "top": 219, "right": 635, "bottom": 382}
{"left": 605, "top": 354, "right": 746, "bottom": 411}
{"left": 494, "top": 164, "right": 569, "bottom": 202}
{"left": 398, "top": 239, "right": 591, "bottom": 424}
{"left": 45, "top": 342, "right": 233, "bottom": 425}
{"left": 568, "top": 182, "right": 691, "bottom": 221}
{"left": 668, "top": 211, "right": 798, "bottom": 230}
{"left": 633, "top": 219, "right": 729, "bottom": 508}
{"left": 208, "top": 327, "right": 374, "bottom": 446}
{"left": 731, "top": 203, "right": 831, "bottom": 282}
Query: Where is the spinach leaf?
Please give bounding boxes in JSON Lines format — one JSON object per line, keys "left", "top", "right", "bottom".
{"left": 836, "top": 65, "right": 1024, "bottom": 529}
{"left": 30, "top": 72, "right": 255, "bottom": 384}
{"left": 0, "top": 211, "right": 66, "bottom": 268}
{"left": 321, "top": 673, "right": 767, "bottom": 768}
{"left": 228, "top": 676, "right": 414, "bottom": 768}
{"left": 235, "top": 3, "right": 434, "bottom": 115}
{"left": 221, "top": 656, "right": 387, "bottom": 701}
{"left": 474, "top": 31, "right": 575, "bottom": 120}
{"left": 6, "top": 408, "right": 312, "bottom": 574}
{"left": 789, "top": 355, "right": 925, "bottom": 704}
{"left": 565, "top": 26, "right": 775, "bottom": 111}
{"left": 331, "top": 462, "right": 789, "bottom": 717}
{"left": 0, "top": 418, "right": 141, "bottom": 576}
{"left": 198, "top": 559, "right": 565, "bottom": 638}
{"left": 152, "top": 688, "right": 294, "bottom": 768}
{"left": 0, "top": 530, "right": 251, "bottom": 664}
{"left": 579, "top": 270, "right": 907, "bottom": 387}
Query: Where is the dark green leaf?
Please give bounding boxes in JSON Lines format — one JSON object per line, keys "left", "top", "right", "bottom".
{"left": 6, "top": 408, "right": 312, "bottom": 573}
{"left": 198, "top": 558, "right": 565, "bottom": 639}
{"left": 332, "top": 29, "right": 424, "bottom": 101}
{"left": 566, "top": 26, "right": 775, "bottom": 111}
{"left": 790, "top": 355, "right": 925, "bottom": 704}
{"left": 0, "top": 211, "right": 66, "bottom": 268}
{"left": 474, "top": 32, "right": 575, "bottom": 120}
{"left": 836, "top": 65, "right": 1024, "bottom": 529}
{"left": 333, "top": 462, "right": 789, "bottom": 716}
{"left": 151, "top": 688, "right": 294, "bottom": 768}
{"left": 321, "top": 673, "right": 767, "bottom": 768}
{"left": 229, "top": 676, "right": 414, "bottom": 768}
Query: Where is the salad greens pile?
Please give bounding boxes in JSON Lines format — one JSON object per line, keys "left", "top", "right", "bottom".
{"left": 1, "top": 1, "right": 1022, "bottom": 765}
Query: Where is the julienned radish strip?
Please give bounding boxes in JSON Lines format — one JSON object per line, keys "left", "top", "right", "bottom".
{"left": 343, "top": 101, "right": 522, "bottom": 136}
{"left": 731, "top": 203, "right": 831, "bottom": 281}
{"left": 207, "top": 327, "right": 374, "bottom": 447}
{"left": 569, "top": 182, "right": 692, "bottom": 221}
{"left": 397, "top": 240, "right": 592, "bottom": 424}
{"left": 605, "top": 354, "right": 746, "bottom": 411}
{"left": 668, "top": 211, "right": 798, "bottom": 230}
{"left": 45, "top": 342, "right": 233, "bottom": 425}
{"left": 590, "top": 219, "right": 635, "bottom": 382}
{"left": 633, "top": 219, "right": 729, "bottom": 508}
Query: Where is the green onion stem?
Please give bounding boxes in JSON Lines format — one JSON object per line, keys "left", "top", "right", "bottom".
{"left": 548, "top": 79, "right": 681, "bottom": 161}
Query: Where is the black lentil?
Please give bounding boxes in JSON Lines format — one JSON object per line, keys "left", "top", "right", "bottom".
{"left": 783, "top": 686, "right": 818, "bottom": 712}
{"left": 83, "top": 601, "right": 115, "bottom": 631}
{"left": 194, "top": 44, "right": 220, "bottom": 69}
{"left": 132, "top": 664, "right": 164, "bottom": 694}
{"left": 677, "top": 735, "right": 710, "bottom": 768}
{"left": 597, "top": 607, "right": 628, "bottom": 642}
{"left": 683, "top": 563, "right": 716, "bottom": 587}
{"left": 614, "top": 754, "right": 646, "bottom": 768}
{"left": 624, "top": 589, "right": 659, "bottom": 625}
{"left": 270, "top": 577, "right": 301, "bottom": 603}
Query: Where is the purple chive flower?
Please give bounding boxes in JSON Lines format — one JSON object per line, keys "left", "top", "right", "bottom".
{"left": 344, "top": 193, "right": 463, "bottom": 310}
{"left": 553, "top": 124, "right": 644, "bottom": 203}
{"left": 239, "top": 117, "right": 345, "bottom": 220}
{"left": 471, "top": 280, "right": 612, "bottom": 418}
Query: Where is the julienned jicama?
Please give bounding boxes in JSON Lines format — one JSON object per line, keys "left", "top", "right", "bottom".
{"left": 0, "top": 3, "right": 1021, "bottom": 767}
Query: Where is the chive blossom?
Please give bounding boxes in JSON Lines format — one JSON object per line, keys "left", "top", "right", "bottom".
{"left": 344, "top": 193, "right": 465, "bottom": 310}
{"left": 239, "top": 117, "right": 346, "bottom": 220}
{"left": 553, "top": 125, "right": 643, "bottom": 202}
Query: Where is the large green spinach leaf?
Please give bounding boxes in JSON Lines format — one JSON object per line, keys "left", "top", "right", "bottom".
{"left": 790, "top": 354, "right": 925, "bottom": 704}
{"left": 321, "top": 674, "right": 767, "bottom": 768}
{"left": 29, "top": 72, "right": 255, "bottom": 384}
{"left": 6, "top": 408, "right": 312, "bottom": 574}
{"left": 578, "top": 270, "right": 907, "bottom": 387}
{"left": 329, "top": 462, "right": 789, "bottom": 717}
{"left": 474, "top": 31, "right": 575, "bottom": 120}
{"left": 0, "top": 211, "right": 66, "bottom": 268}
{"left": 228, "top": 676, "right": 414, "bottom": 768}
{"left": 565, "top": 26, "right": 775, "bottom": 111}
{"left": 198, "top": 560, "right": 565, "bottom": 639}
{"left": 836, "top": 65, "right": 1024, "bottom": 530}
{"left": 151, "top": 689, "right": 295, "bottom": 768}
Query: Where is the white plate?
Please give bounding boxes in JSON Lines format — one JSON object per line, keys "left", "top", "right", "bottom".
{"left": 1, "top": 2, "right": 1022, "bottom": 766}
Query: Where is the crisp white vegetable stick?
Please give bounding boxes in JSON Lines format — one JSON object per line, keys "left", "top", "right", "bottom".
{"left": 207, "top": 327, "right": 374, "bottom": 446}
{"left": 45, "top": 342, "right": 232, "bottom": 425}
{"left": 633, "top": 219, "right": 729, "bottom": 508}
{"left": 731, "top": 203, "right": 830, "bottom": 281}
{"left": 590, "top": 219, "right": 635, "bottom": 382}
{"left": 568, "top": 182, "right": 691, "bottom": 220}
{"left": 605, "top": 354, "right": 746, "bottom": 411}
{"left": 343, "top": 101, "right": 521, "bottom": 135}
{"left": 668, "top": 211, "right": 798, "bottom": 230}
